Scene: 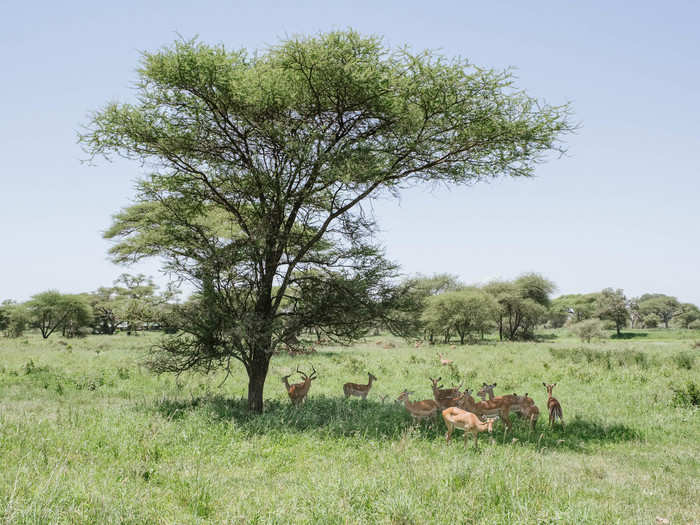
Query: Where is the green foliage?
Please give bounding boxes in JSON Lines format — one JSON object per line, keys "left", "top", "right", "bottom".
{"left": 0, "top": 300, "right": 30, "bottom": 338}
{"left": 80, "top": 31, "right": 572, "bottom": 411}
{"left": 671, "top": 351, "right": 694, "bottom": 370}
{"left": 596, "top": 288, "right": 629, "bottom": 335}
{"left": 637, "top": 294, "right": 681, "bottom": 329}
{"left": 420, "top": 288, "right": 497, "bottom": 344}
{"left": 569, "top": 319, "right": 605, "bottom": 343}
{"left": 675, "top": 303, "right": 700, "bottom": 329}
{"left": 484, "top": 273, "right": 555, "bottom": 340}
{"left": 670, "top": 381, "right": 700, "bottom": 407}
{"left": 689, "top": 320, "right": 700, "bottom": 330}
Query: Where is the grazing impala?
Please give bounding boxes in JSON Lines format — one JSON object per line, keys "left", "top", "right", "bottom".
{"left": 457, "top": 388, "right": 517, "bottom": 431}
{"left": 396, "top": 390, "right": 439, "bottom": 421}
{"left": 543, "top": 383, "right": 564, "bottom": 428}
{"left": 442, "top": 407, "right": 496, "bottom": 448}
{"left": 343, "top": 372, "right": 377, "bottom": 400}
{"left": 281, "top": 365, "right": 318, "bottom": 405}
{"left": 429, "top": 377, "right": 462, "bottom": 409}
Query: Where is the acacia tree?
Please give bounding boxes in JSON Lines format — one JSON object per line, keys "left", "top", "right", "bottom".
{"left": 596, "top": 288, "right": 629, "bottom": 335}
{"left": 81, "top": 32, "right": 571, "bottom": 412}
{"left": 637, "top": 294, "right": 680, "bottom": 329}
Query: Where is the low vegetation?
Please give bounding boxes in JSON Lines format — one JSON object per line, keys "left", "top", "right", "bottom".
{"left": 1, "top": 329, "right": 698, "bottom": 523}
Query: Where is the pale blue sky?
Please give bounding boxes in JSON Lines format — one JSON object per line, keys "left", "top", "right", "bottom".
{"left": 1, "top": 1, "right": 698, "bottom": 305}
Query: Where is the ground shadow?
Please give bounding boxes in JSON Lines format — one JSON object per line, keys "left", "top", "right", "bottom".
{"left": 611, "top": 332, "right": 649, "bottom": 339}
{"left": 150, "top": 395, "right": 641, "bottom": 450}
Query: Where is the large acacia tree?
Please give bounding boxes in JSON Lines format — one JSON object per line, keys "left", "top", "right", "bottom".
{"left": 82, "top": 31, "right": 572, "bottom": 412}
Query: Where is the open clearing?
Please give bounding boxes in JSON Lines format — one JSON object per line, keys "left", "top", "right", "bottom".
{"left": 1, "top": 331, "right": 698, "bottom": 524}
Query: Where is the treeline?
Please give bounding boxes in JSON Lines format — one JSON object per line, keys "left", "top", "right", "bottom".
{"left": 0, "top": 274, "right": 179, "bottom": 339}
{"left": 2, "top": 272, "right": 699, "bottom": 342}
{"left": 383, "top": 274, "right": 700, "bottom": 344}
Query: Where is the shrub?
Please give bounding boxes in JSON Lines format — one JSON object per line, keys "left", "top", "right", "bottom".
{"left": 672, "top": 352, "right": 695, "bottom": 370}
{"left": 671, "top": 382, "right": 700, "bottom": 407}
{"left": 688, "top": 320, "right": 700, "bottom": 330}
{"left": 570, "top": 319, "right": 605, "bottom": 343}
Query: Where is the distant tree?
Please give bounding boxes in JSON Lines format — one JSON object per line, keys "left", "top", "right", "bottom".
{"left": 675, "top": 303, "right": 700, "bottom": 329}
{"left": 642, "top": 313, "right": 660, "bottom": 329}
{"left": 596, "top": 288, "right": 628, "bottom": 336}
{"left": 637, "top": 294, "right": 680, "bottom": 329}
{"left": 484, "top": 274, "right": 555, "bottom": 340}
{"left": 1, "top": 300, "right": 30, "bottom": 338}
{"left": 27, "top": 291, "right": 71, "bottom": 339}
{"left": 689, "top": 320, "right": 700, "bottom": 330}
{"left": 421, "top": 288, "right": 497, "bottom": 344}
{"left": 86, "top": 287, "right": 122, "bottom": 334}
{"left": 60, "top": 295, "right": 93, "bottom": 338}
{"left": 81, "top": 32, "right": 572, "bottom": 412}
{"left": 570, "top": 318, "right": 605, "bottom": 343}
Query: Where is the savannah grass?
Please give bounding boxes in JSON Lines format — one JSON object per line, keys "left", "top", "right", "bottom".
{"left": 1, "top": 330, "right": 698, "bottom": 524}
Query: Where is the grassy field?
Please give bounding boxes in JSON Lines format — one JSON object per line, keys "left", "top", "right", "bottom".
{"left": 1, "top": 330, "right": 698, "bottom": 524}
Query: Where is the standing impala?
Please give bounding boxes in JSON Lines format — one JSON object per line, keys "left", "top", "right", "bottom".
{"left": 429, "top": 377, "right": 462, "bottom": 409}
{"left": 343, "top": 372, "right": 377, "bottom": 400}
{"left": 396, "top": 390, "right": 439, "bottom": 421}
{"left": 281, "top": 365, "right": 318, "bottom": 405}
{"left": 477, "top": 382, "right": 497, "bottom": 401}
{"left": 543, "top": 383, "right": 564, "bottom": 428}
{"left": 457, "top": 388, "right": 517, "bottom": 431}
{"left": 442, "top": 406, "right": 496, "bottom": 448}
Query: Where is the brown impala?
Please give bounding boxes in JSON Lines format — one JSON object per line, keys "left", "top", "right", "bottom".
{"left": 543, "top": 383, "right": 564, "bottom": 428}
{"left": 343, "top": 372, "right": 377, "bottom": 400}
{"left": 442, "top": 407, "right": 496, "bottom": 448}
{"left": 281, "top": 365, "right": 318, "bottom": 405}
{"left": 457, "top": 388, "right": 518, "bottom": 431}
{"left": 429, "top": 377, "right": 462, "bottom": 409}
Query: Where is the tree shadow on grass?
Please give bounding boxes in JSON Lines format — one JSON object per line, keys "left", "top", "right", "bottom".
{"left": 611, "top": 332, "right": 648, "bottom": 339}
{"left": 150, "top": 395, "right": 641, "bottom": 449}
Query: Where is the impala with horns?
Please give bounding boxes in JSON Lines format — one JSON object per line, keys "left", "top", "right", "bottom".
{"left": 281, "top": 365, "right": 318, "bottom": 405}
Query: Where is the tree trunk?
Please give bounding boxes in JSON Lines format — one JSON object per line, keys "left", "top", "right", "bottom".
{"left": 247, "top": 351, "right": 271, "bottom": 413}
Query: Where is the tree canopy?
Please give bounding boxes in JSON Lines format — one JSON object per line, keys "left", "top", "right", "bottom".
{"left": 81, "top": 31, "right": 572, "bottom": 411}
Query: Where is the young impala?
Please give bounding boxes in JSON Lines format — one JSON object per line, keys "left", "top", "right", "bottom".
{"left": 442, "top": 407, "right": 496, "bottom": 448}
{"left": 343, "top": 372, "right": 377, "bottom": 400}
{"left": 396, "top": 390, "right": 439, "bottom": 422}
{"left": 543, "top": 383, "right": 564, "bottom": 428}
{"left": 281, "top": 365, "right": 318, "bottom": 405}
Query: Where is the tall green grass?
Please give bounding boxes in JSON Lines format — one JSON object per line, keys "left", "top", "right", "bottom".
{"left": 0, "top": 331, "right": 698, "bottom": 523}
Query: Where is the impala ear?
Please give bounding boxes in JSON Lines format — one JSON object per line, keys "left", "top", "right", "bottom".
{"left": 493, "top": 383, "right": 497, "bottom": 387}
{"left": 553, "top": 383, "right": 557, "bottom": 387}
{"left": 542, "top": 382, "right": 546, "bottom": 387}
{"left": 482, "top": 382, "right": 486, "bottom": 386}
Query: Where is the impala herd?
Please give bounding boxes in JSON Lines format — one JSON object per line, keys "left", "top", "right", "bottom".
{"left": 282, "top": 362, "right": 565, "bottom": 448}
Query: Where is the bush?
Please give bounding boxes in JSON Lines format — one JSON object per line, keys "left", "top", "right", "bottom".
{"left": 688, "top": 320, "right": 700, "bottom": 330}
{"left": 569, "top": 319, "right": 605, "bottom": 343}
{"left": 671, "top": 382, "right": 700, "bottom": 407}
{"left": 672, "top": 352, "right": 695, "bottom": 370}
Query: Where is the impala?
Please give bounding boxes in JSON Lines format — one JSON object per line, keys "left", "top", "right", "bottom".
{"left": 343, "top": 372, "right": 377, "bottom": 400}
{"left": 457, "top": 388, "right": 516, "bottom": 430}
{"left": 442, "top": 406, "right": 496, "bottom": 448}
{"left": 543, "top": 383, "right": 564, "bottom": 428}
{"left": 516, "top": 393, "right": 539, "bottom": 430}
{"left": 437, "top": 353, "right": 453, "bottom": 366}
{"left": 477, "top": 382, "right": 497, "bottom": 401}
{"left": 429, "top": 377, "right": 462, "bottom": 409}
{"left": 281, "top": 365, "right": 318, "bottom": 405}
{"left": 396, "top": 390, "right": 440, "bottom": 421}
